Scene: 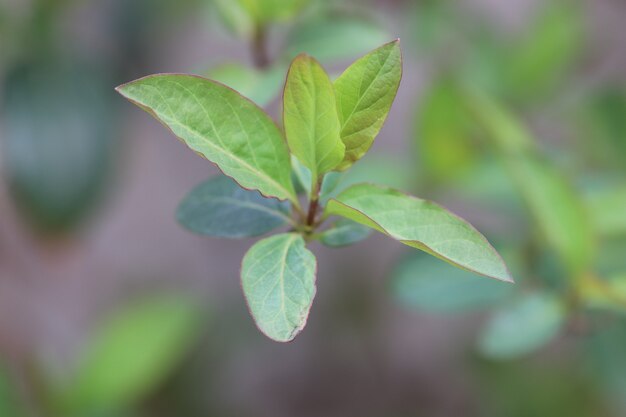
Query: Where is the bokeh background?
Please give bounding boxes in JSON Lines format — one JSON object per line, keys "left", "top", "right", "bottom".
{"left": 1, "top": 0, "right": 625, "bottom": 416}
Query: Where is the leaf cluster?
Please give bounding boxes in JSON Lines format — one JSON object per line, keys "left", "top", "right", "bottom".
{"left": 117, "top": 41, "right": 513, "bottom": 342}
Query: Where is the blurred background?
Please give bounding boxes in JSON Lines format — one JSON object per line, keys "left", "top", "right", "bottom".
{"left": 1, "top": 0, "right": 625, "bottom": 416}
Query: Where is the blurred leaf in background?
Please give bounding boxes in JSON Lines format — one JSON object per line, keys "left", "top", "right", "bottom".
{"left": 466, "top": 89, "right": 595, "bottom": 276}
{"left": 577, "top": 89, "right": 626, "bottom": 171}
{"left": 477, "top": 293, "right": 565, "bottom": 359}
{"left": 56, "top": 295, "right": 205, "bottom": 416}
{"left": 208, "top": 63, "right": 286, "bottom": 107}
{"left": 474, "top": 359, "right": 608, "bottom": 417}
{"left": 391, "top": 252, "right": 514, "bottom": 313}
{"left": 285, "top": 14, "right": 390, "bottom": 65}
{"left": 0, "top": 365, "right": 22, "bottom": 416}
{"left": 416, "top": 78, "right": 478, "bottom": 185}
{"left": 586, "top": 319, "right": 626, "bottom": 413}
{"left": 1, "top": 60, "right": 115, "bottom": 235}
{"left": 501, "top": 0, "right": 583, "bottom": 102}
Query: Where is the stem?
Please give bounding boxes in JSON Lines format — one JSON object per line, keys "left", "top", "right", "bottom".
{"left": 305, "top": 178, "right": 323, "bottom": 228}
{"left": 251, "top": 24, "right": 270, "bottom": 69}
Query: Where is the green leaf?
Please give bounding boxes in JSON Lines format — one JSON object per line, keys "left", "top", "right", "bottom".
{"left": 207, "top": 63, "right": 285, "bottom": 107}
{"left": 478, "top": 293, "right": 565, "bottom": 359}
{"left": 319, "top": 219, "right": 371, "bottom": 248}
{"left": 392, "top": 253, "right": 513, "bottom": 313}
{"left": 241, "top": 233, "right": 317, "bottom": 342}
{"left": 466, "top": 90, "right": 594, "bottom": 274}
{"left": 325, "top": 183, "right": 513, "bottom": 282}
{"left": 116, "top": 74, "right": 297, "bottom": 204}
{"left": 62, "top": 295, "right": 203, "bottom": 413}
{"left": 283, "top": 54, "right": 344, "bottom": 182}
{"left": 284, "top": 15, "right": 390, "bottom": 64}
{"left": 333, "top": 40, "right": 402, "bottom": 170}
{"left": 177, "top": 175, "right": 291, "bottom": 238}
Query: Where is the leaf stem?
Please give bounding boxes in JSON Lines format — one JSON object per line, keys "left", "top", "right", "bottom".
{"left": 305, "top": 177, "right": 323, "bottom": 229}
{"left": 251, "top": 24, "right": 270, "bottom": 69}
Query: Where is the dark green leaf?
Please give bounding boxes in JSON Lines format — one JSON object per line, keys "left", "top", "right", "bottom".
{"left": 177, "top": 175, "right": 292, "bottom": 238}
{"left": 319, "top": 219, "right": 371, "bottom": 248}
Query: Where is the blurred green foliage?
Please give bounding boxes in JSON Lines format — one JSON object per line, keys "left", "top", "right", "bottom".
{"left": 2, "top": 60, "right": 114, "bottom": 234}
{"left": 393, "top": 0, "right": 626, "bottom": 367}
{"left": 55, "top": 295, "right": 205, "bottom": 416}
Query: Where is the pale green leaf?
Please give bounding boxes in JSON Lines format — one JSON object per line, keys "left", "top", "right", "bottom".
{"left": 319, "top": 218, "right": 371, "bottom": 248}
{"left": 177, "top": 175, "right": 291, "bottom": 238}
{"left": 241, "top": 233, "right": 316, "bottom": 342}
{"left": 392, "top": 253, "right": 513, "bottom": 313}
{"left": 116, "top": 74, "right": 297, "bottom": 204}
{"left": 325, "top": 183, "right": 513, "bottom": 282}
{"left": 478, "top": 293, "right": 565, "bottom": 359}
{"left": 333, "top": 40, "right": 402, "bottom": 170}
{"left": 62, "top": 295, "right": 203, "bottom": 413}
{"left": 283, "top": 54, "right": 344, "bottom": 182}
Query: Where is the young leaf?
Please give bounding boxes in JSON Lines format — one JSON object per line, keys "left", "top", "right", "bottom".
{"left": 333, "top": 40, "right": 402, "bottom": 170}
{"left": 241, "top": 233, "right": 316, "bottom": 342}
{"left": 392, "top": 253, "right": 513, "bottom": 313}
{"left": 177, "top": 175, "right": 291, "bottom": 238}
{"left": 478, "top": 293, "right": 565, "bottom": 359}
{"left": 61, "top": 295, "right": 203, "bottom": 414}
{"left": 325, "top": 183, "right": 513, "bottom": 282}
{"left": 116, "top": 74, "right": 297, "bottom": 204}
{"left": 283, "top": 54, "right": 344, "bottom": 182}
{"left": 319, "top": 219, "right": 371, "bottom": 248}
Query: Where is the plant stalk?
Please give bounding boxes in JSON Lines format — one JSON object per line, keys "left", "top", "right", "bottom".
{"left": 251, "top": 25, "right": 270, "bottom": 69}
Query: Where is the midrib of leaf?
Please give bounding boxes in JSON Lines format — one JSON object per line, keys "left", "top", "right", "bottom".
{"left": 143, "top": 82, "right": 295, "bottom": 204}
{"left": 338, "top": 47, "right": 393, "bottom": 134}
